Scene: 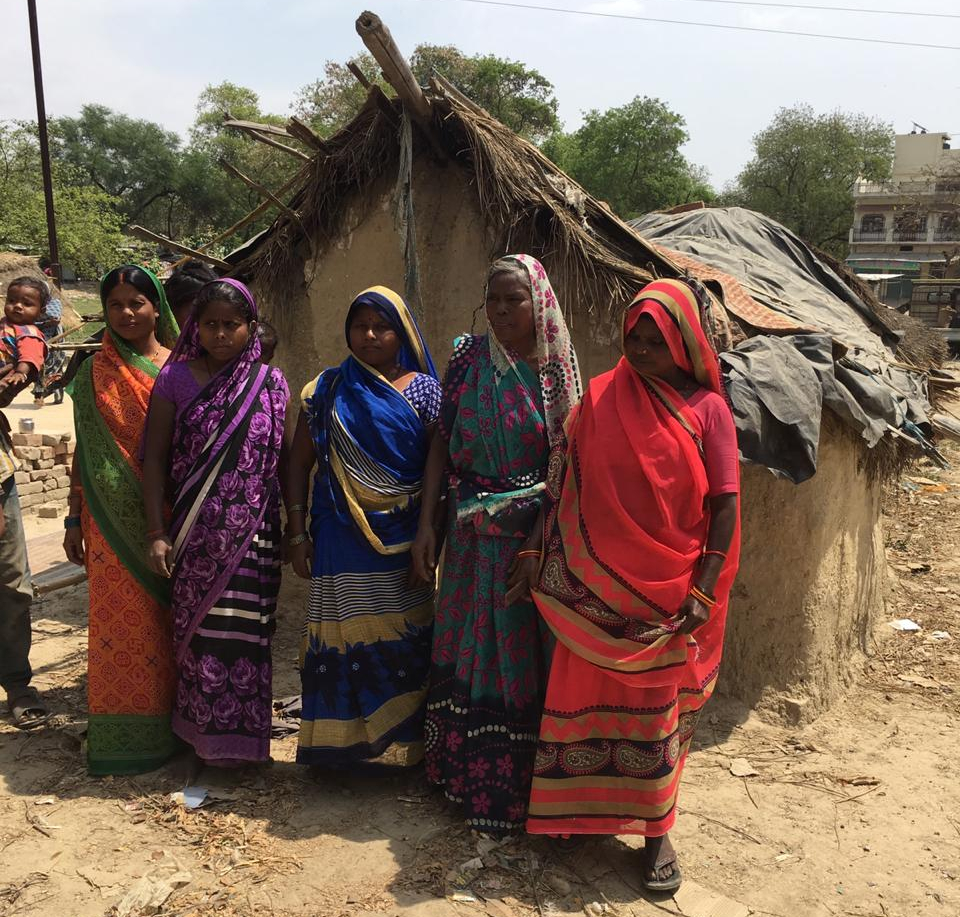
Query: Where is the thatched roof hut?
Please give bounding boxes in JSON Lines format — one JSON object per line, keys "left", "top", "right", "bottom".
{"left": 218, "top": 13, "right": 944, "bottom": 722}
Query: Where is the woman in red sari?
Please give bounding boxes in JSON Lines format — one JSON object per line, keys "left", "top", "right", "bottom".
{"left": 525, "top": 278, "right": 740, "bottom": 892}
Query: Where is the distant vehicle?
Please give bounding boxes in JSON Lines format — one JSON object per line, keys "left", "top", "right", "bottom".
{"left": 908, "top": 280, "right": 960, "bottom": 354}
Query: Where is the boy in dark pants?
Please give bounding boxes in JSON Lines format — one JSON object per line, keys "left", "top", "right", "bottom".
{"left": 0, "top": 365, "right": 48, "bottom": 728}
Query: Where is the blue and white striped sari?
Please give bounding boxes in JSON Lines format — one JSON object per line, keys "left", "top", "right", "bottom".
{"left": 297, "top": 286, "right": 440, "bottom": 769}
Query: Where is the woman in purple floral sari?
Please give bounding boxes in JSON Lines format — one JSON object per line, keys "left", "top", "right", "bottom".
{"left": 143, "top": 279, "right": 288, "bottom": 767}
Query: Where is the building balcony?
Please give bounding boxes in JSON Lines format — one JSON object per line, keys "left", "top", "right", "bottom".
{"left": 849, "top": 227, "right": 960, "bottom": 244}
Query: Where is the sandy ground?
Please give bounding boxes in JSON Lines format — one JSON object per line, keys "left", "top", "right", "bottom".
{"left": 1, "top": 436, "right": 958, "bottom": 917}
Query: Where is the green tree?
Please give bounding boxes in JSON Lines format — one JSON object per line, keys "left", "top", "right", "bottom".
{"left": 50, "top": 104, "right": 182, "bottom": 225}
{"left": 188, "top": 82, "right": 303, "bottom": 241}
{"left": 727, "top": 105, "right": 894, "bottom": 256}
{"left": 543, "top": 96, "right": 712, "bottom": 218}
{"left": 0, "top": 121, "right": 124, "bottom": 276}
{"left": 295, "top": 45, "right": 559, "bottom": 142}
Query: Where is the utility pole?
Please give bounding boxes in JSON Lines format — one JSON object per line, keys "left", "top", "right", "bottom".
{"left": 27, "top": 0, "right": 61, "bottom": 288}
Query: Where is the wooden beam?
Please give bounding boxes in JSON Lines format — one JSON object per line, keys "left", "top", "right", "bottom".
{"left": 356, "top": 11, "right": 431, "bottom": 122}
{"left": 370, "top": 84, "right": 401, "bottom": 128}
{"left": 127, "top": 225, "right": 232, "bottom": 270}
{"left": 223, "top": 120, "right": 311, "bottom": 161}
{"left": 286, "top": 117, "right": 326, "bottom": 151}
{"left": 222, "top": 118, "right": 294, "bottom": 139}
{"left": 218, "top": 159, "right": 300, "bottom": 222}
{"left": 200, "top": 162, "right": 312, "bottom": 252}
{"left": 347, "top": 61, "right": 372, "bottom": 90}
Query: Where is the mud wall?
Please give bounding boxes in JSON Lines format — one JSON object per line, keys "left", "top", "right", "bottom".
{"left": 258, "top": 159, "right": 883, "bottom": 722}
{"left": 724, "top": 413, "right": 883, "bottom": 721}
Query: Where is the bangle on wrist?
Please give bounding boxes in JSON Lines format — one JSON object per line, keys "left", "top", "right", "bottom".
{"left": 288, "top": 532, "right": 308, "bottom": 547}
{"left": 64, "top": 515, "right": 82, "bottom": 529}
{"left": 287, "top": 504, "right": 307, "bottom": 514}
{"left": 702, "top": 549, "right": 727, "bottom": 560}
{"left": 689, "top": 585, "right": 716, "bottom": 608}
{"left": 516, "top": 548, "right": 542, "bottom": 560}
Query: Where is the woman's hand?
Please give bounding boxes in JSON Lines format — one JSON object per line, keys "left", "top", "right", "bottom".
{"left": 289, "top": 537, "right": 312, "bottom": 580}
{"left": 410, "top": 526, "right": 437, "bottom": 584}
{"left": 504, "top": 547, "right": 541, "bottom": 606}
{"left": 146, "top": 535, "right": 174, "bottom": 578}
{"left": 63, "top": 528, "right": 85, "bottom": 566}
{"left": 676, "top": 594, "right": 710, "bottom": 634}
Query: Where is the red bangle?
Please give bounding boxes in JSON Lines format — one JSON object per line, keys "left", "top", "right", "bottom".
{"left": 689, "top": 585, "right": 717, "bottom": 608}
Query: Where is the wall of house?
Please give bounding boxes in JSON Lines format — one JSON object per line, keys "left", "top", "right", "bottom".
{"left": 260, "top": 155, "right": 883, "bottom": 725}
{"left": 723, "top": 413, "right": 883, "bottom": 722}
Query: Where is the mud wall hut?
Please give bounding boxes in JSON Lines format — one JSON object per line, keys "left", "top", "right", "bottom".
{"left": 219, "top": 17, "right": 942, "bottom": 722}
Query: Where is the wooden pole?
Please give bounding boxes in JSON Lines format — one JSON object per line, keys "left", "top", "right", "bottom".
{"left": 127, "top": 226, "right": 232, "bottom": 270}
{"left": 222, "top": 121, "right": 311, "bottom": 161}
{"left": 355, "top": 11, "right": 431, "bottom": 122}
{"left": 221, "top": 118, "right": 295, "bottom": 138}
{"left": 26, "top": 0, "right": 60, "bottom": 288}
{"left": 199, "top": 162, "right": 312, "bottom": 252}
{"left": 218, "top": 160, "right": 300, "bottom": 222}
{"left": 347, "top": 61, "right": 372, "bottom": 90}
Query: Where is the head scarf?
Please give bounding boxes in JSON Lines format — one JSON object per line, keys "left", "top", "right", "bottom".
{"left": 99, "top": 264, "right": 179, "bottom": 351}
{"left": 486, "top": 254, "right": 581, "bottom": 446}
{"left": 344, "top": 285, "right": 437, "bottom": 379}
{"left": 623, "top": 278, "right": 722, "bottom": 396}
{"left": 167, "top": 277, "right": 258, "bottom": 364}
{"left": 303, "top": 285, "right": 438, "bottom": 554}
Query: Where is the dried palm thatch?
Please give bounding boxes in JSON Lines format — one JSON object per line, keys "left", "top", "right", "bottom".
{"left": 230, "top": 78, "right": 681, "bottom": 330}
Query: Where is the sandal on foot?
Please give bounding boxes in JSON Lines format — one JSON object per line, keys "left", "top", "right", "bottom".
{"left": 641, "top": 843, "right": 682, "bottom": 893}
{"left": 8, "top": 690, "right": 49, "bottom": 730}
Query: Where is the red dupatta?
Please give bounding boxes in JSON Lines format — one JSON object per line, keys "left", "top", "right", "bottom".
{"left": 532, "top": 279, "right": 740, "bottom": 694}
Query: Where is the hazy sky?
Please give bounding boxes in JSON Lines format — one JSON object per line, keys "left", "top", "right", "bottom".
{"left": 3, "top": 0, "right": 958, "bottom": 188}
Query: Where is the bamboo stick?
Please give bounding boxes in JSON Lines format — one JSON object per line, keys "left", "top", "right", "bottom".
{"left": 221, "top": 118, "right": 294, "bottom": 138}
{"left": 218, "top": 160, "right": 300, "bottom": 221}
{"left": 356, "top": 11, "right": 431, "bottom": 122}
{"left": 127, "top": 225, "right": 232, "bottom": 270}
{"left": 199, "top": 162, "right": 312, "bottom": 252}
{"left": 348, "top": 61, "right": 372, "bottom": 89}
{"left": 286, "top": 117, "right": 326, "bottom": 151}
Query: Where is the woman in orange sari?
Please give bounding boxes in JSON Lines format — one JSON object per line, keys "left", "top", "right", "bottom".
{"left": 64, "top": 266, "right": 180, "bottom": 775}
{"left": 525, "top": 279, "right": 740, "bottom": 892}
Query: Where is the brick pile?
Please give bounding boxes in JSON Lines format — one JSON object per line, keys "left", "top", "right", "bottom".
{"left": 11, "top": 432, "right": 74, "bottom": 518}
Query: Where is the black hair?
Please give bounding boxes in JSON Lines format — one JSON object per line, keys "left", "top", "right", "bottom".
{"left": 193, "top": 280, "right": 254, "bottom": 323}
{"left": 256, "top": 319, "right": 278, "bottom": 347}
{"left": 100, "top": 265, "right": 161, "bottom": 307}
{"left": 164, "top": 259, "right": 218, "bottom": 311}
{"left": 5, "top": 276, "right": 50, "bottom": 308}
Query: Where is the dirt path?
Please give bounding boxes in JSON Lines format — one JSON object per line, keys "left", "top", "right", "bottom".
{"left": 1, "top": 443, "right": 958, "bottom": 917}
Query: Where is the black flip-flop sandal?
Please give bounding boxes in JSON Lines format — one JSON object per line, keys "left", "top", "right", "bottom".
{"left": 641, "top": 849, "right": 683, "bottom": 893}
{"left": 8, "top": 691, "right": 50, "bottom": 730}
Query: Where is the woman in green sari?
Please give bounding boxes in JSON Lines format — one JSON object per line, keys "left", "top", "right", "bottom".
{"left": 412, "top": 255, "right": 582, "bottom": 834}
{"left": 63, "top": 265, "right": 180, "bottom": 775}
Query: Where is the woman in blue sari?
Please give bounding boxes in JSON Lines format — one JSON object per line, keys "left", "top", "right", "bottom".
{"left": 286, "top": 286, "right": 441, "bottom": 769}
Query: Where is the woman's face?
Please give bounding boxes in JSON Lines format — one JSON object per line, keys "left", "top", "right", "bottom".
{"left": 485, "top": 271, "right": 535, "bottom": 351}
{"left": 197, "top": 299, "right": 254, "bottom": 367}
{"left": 623, "top": 313, "right": 677, "bottom": 379}
{"left": 104, "top": 282, "right": 159, "bottom": 343}
{"left": 348, "top": 305, "right": 401, "bottom": 371}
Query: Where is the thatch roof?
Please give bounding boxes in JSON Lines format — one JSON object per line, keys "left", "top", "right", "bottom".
{"left": 227, "top": 78, "right": 944, "bottom": 375}
{"left": 228, "top": 76, "right": 679, "bottom": 330}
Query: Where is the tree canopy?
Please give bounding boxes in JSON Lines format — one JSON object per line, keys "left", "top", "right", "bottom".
{"left": 294, "top": 44, "right": 559, "bottom": 142}
{"left": 726, "top": 105, "right": 894, "bottom": 256}
{"left": 542, "top": 96, "right": 713, "bottom": 219}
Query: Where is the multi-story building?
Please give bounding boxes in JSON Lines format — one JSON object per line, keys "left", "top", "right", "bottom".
{"left": 847, "top": 131, "right": 960, "bottom": 305}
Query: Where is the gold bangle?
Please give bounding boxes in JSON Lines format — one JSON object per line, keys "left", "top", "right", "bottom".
{"left": 288, "top": 533, "right": 308, "bottom": 547}
{"left": 516, "top": 549, "right": 542, "bottom": 560}
{"left": 287, "top": 504, "right": 307, "bottom": 514}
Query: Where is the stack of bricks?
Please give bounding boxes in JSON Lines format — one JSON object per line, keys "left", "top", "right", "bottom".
{"left": 11, "top": 432, "right": 74, "bottom": 518}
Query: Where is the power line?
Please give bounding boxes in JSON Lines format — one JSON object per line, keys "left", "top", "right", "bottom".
{"left": 666, "top": 0, "right": 960, "bottom": 21}
{"left": 422, "top": 0, "right": 960, "bottom": 51}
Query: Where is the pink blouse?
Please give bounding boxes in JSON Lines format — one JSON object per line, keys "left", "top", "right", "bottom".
{"left": 685, "top": 388, "right": 739, "bottom": 496}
